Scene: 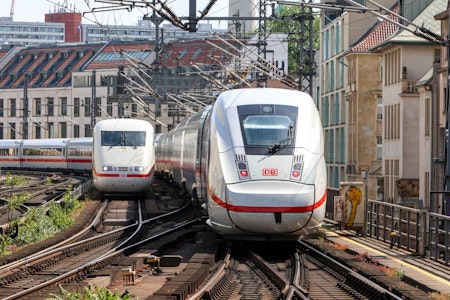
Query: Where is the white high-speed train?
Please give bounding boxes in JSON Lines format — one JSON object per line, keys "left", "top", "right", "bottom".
{"left": 92, "top": 118, "right": 155, "bottom": 194}
{"left": 0, "top": 138, "right": 92, "bottom": 174}
{"left": 155, "top": 88, "right": 327, "bottom": 241}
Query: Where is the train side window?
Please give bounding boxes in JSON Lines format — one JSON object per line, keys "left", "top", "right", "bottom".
{"left": 23, "top": 147, "right": 63, "bottom": 156}
{"left": 0, "top": 148, "right": 15, "bottom": 156}
{"left": 68, "top": 147, "right": 92, "bottom": 157}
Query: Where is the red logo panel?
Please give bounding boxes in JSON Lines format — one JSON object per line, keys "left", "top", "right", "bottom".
{"left": 262, "top": 168, "right": 278, "bottom": 176}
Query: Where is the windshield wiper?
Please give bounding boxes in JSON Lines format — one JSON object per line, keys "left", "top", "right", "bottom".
{"left": 267, "top": 137, "right": 291, "bottom": 155}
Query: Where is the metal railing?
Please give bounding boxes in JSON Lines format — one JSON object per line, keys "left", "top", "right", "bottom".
{"left": 428, "top": 212, "right": 450, "bottom": 265}
{"left": 325, "top": 192, "right": 450, "bottom": 265}
{"left": 367, "top": 201, "right": 425, "bottom": 254}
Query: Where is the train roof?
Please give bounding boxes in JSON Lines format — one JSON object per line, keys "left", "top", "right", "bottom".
{"left": 22, "top": 138, "right": 70, "bottom": 147}
{"left": 94, "top": 118, "right": 154, "bottom": 132}
{"left": 216, "top": 88, "right": 314, "bottom": 109}
{"left": 0, "top": 140, "right": 22, "bottom": 147}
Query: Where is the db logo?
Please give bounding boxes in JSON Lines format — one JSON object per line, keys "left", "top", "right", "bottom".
{"left": 262, "top": 168, "right": 278, "bottom": 176}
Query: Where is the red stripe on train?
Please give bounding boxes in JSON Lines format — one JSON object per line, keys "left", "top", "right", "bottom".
{"left": 208, "top": 185, "right": 327, "bottom": 213}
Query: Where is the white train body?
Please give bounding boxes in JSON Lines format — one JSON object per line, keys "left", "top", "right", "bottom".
{"left": 156, "top": 88, "right": 327, "bottom": 240}
{"left": 92, "top": 119, "right": 155, "bottom": 193}
{"left": 0, "top": 138, "right": 92, "bottom": 173}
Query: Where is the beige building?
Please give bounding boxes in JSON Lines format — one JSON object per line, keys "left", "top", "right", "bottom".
{"left": 373, "top": 0, "right": 444, "bottom": 206}
{"left": 320, "top": 0, "right": 396, "bottom": 194}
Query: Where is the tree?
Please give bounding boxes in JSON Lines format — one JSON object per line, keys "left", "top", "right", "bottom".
{"left": 267, "top": 5, "right": 320, "bottom": 74}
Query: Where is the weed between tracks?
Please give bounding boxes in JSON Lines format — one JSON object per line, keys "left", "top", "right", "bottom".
{"left": 329, "top": 241, "right": 405, "bottom": 279}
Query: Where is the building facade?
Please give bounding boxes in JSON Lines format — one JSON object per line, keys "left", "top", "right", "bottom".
{"left": 320, "top": 0, "right": 397, "bottom": 192}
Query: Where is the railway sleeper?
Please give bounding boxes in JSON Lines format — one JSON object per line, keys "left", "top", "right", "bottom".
{"left": 337, "top": 281, "right": 367, "bottom": 299}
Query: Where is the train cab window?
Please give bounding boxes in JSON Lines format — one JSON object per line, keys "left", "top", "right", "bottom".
{"left": 101, "top": 131, "right": 146, "bottom": 147}
{"left": 238, "top": 104, "right": 297, "bottom": 155}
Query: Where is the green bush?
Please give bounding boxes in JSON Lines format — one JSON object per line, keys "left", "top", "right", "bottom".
{"left": 47, "top": 285, "right": 133, "bottom": 300}
{"left": 1, "top": 188, "right": 84, "bottom": 254}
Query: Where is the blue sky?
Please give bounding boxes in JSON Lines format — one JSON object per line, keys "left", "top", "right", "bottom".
{"left": 2, "top": 0, "right": 230, "bottom": 27}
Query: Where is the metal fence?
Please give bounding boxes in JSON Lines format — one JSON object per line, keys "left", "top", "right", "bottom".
{"left": 324, "top": 191, "right": 450, "bottom": 265}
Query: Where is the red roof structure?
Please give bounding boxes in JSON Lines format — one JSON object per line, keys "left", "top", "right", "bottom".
{"left": 350, "top": 6, "right": 399, "bottom": 53}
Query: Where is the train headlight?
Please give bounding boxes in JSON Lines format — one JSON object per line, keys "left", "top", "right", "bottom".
{"left": 237, "top": 161, "right": 250, "bottom": 179}
{"left": 291, "top": 162, "right": 303, "bottom": 180}
{"left": 103, "top": 166, "right": 113, "bottom": 171}
{"left": 134, "top": 166, "right": 144, "bottom": 172}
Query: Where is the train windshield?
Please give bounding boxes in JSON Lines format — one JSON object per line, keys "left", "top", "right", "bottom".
{"left": 238, "top": 104, "right": 297, "bottom": 155}
{"left": 101, "top": 131, "right": 146, "bottom": 148}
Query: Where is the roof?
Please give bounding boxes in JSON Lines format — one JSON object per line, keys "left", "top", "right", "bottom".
{"left": 350, "top": 6, "right": 399, "bottom": 53}
{"left": 85, "top": 41, "right": 154, "bottom": 70}
{"left": 373, "top": 0, "right": 446, "bottom": 50}
{"left": 0, "top": 49, "right": 8, "bottom": 61}
{"left": 0, "top": 43, "right": 103, "bottom": 89}
{"left": 159, "top": 39, "right": 243, "bottom": 68}
{"left": 415, "top": 67, "right": 433, "bottom": 86}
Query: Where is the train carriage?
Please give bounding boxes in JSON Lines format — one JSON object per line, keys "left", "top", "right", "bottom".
{"left": 66, "top": 138, "right": 93, "bottom": 174}
{"left": 21, "top": 138, "right": 68, "bottom": 171}
{"left": 155, "top": 88, "right": 327, "bottom": 241}
{"left": 0, "top": 140, "right": 21, "bottom": 169}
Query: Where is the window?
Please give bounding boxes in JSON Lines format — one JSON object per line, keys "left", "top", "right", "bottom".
{"left": 74, "top": 124, "right": 80, "bottom": 138}
{"left": 48, "top": 122, "right": 54, "bottom": 138}
{"left": 84, "top": 124, "right": 91, "bottom": 137}
{"left": 84, "top": 97, "right": 91, "bottom": 117}
{"left": 238, "top": 104, "right": 297, "bottom": 155}
{"left": 107, "top": 102, "right": 113, "bottom": 117}
{"left": 34, "top": 98, "right": 41, "bottom": 116}
{"left": 34, "top": 123, "right": 41, "bottom": 139}
{"left": 47, "top": 98, "right": 54, "bottom": 116}
{"left": 10, "top": 123, "right": 16, "bottom": 139}
{"left": 60, "top": 97, "right": 67, "bottom": 116}
{"left": 74, "top": 98, "right": 80, "bottom": 117}
{"left": 101, "top": 131, "right": 146, "bottom": 147}
{"left": 376, "top": 96, "right": 383, "bottom": 120}
{"left": 0, "top": 99, "right": 3, "bottom": 117}
{"left": 95, "top": 97, "right": 101, "bottom": 117}
{"left": 23, "top": 147, "right": 62, "bottom": 156}
{"left": 60, "top": 122, "right": 67, "bottom": 138}
{"left": 68, "top": 146, "right": 92, "bottom": 157}
{"left": 376, "top": 136, "right": 382, "bottom": 161}
{"left": 9, "top": 99, "right": 16, "bottom": 117}
{"left": 425, "top": 97, "right": 430, "bottom": 136}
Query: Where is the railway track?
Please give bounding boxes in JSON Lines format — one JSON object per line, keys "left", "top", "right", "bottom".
{"left": 0, "top": 194, "right": 201, "bottom": 300}
{"left": 185, "top": 240, "right": 417, "bottom": 300}
{"left": 0, "top": 171, "right": 90, "bottom": 227}
{"left": 0, "top": 176, "right": 435, "bottom": 299}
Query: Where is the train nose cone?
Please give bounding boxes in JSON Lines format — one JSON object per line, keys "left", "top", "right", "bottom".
{"left": 225, "top": 181, "right": 318, "bottom": 234}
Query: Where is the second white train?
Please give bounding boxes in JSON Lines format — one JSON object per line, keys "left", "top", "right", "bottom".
{"left": 155, "top": 88, "right": 327, "bottom": 241}
{"left": 92, "top": 118, "right": 155, "bottom": 193}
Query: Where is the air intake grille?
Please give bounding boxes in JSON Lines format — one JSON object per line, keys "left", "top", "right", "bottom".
{"left": 235, "top": 154, "right": 247, "bottom": 161}
{"left": 293, "top": 155, "right": 304, "bottom": 162}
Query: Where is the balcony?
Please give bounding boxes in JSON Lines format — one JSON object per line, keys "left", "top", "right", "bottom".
{"left": 401, "top": 80, "right": 418, "bottom": 94}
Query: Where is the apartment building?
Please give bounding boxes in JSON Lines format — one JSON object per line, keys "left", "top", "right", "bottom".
{"left": 373, "top": 0, "right": 444, "bottom": 207}
{"left": 320, "top": 0, "right": 397, "bottom": 195}
{"left": 320, "top": 0, "right": 443, "bottom": 206}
